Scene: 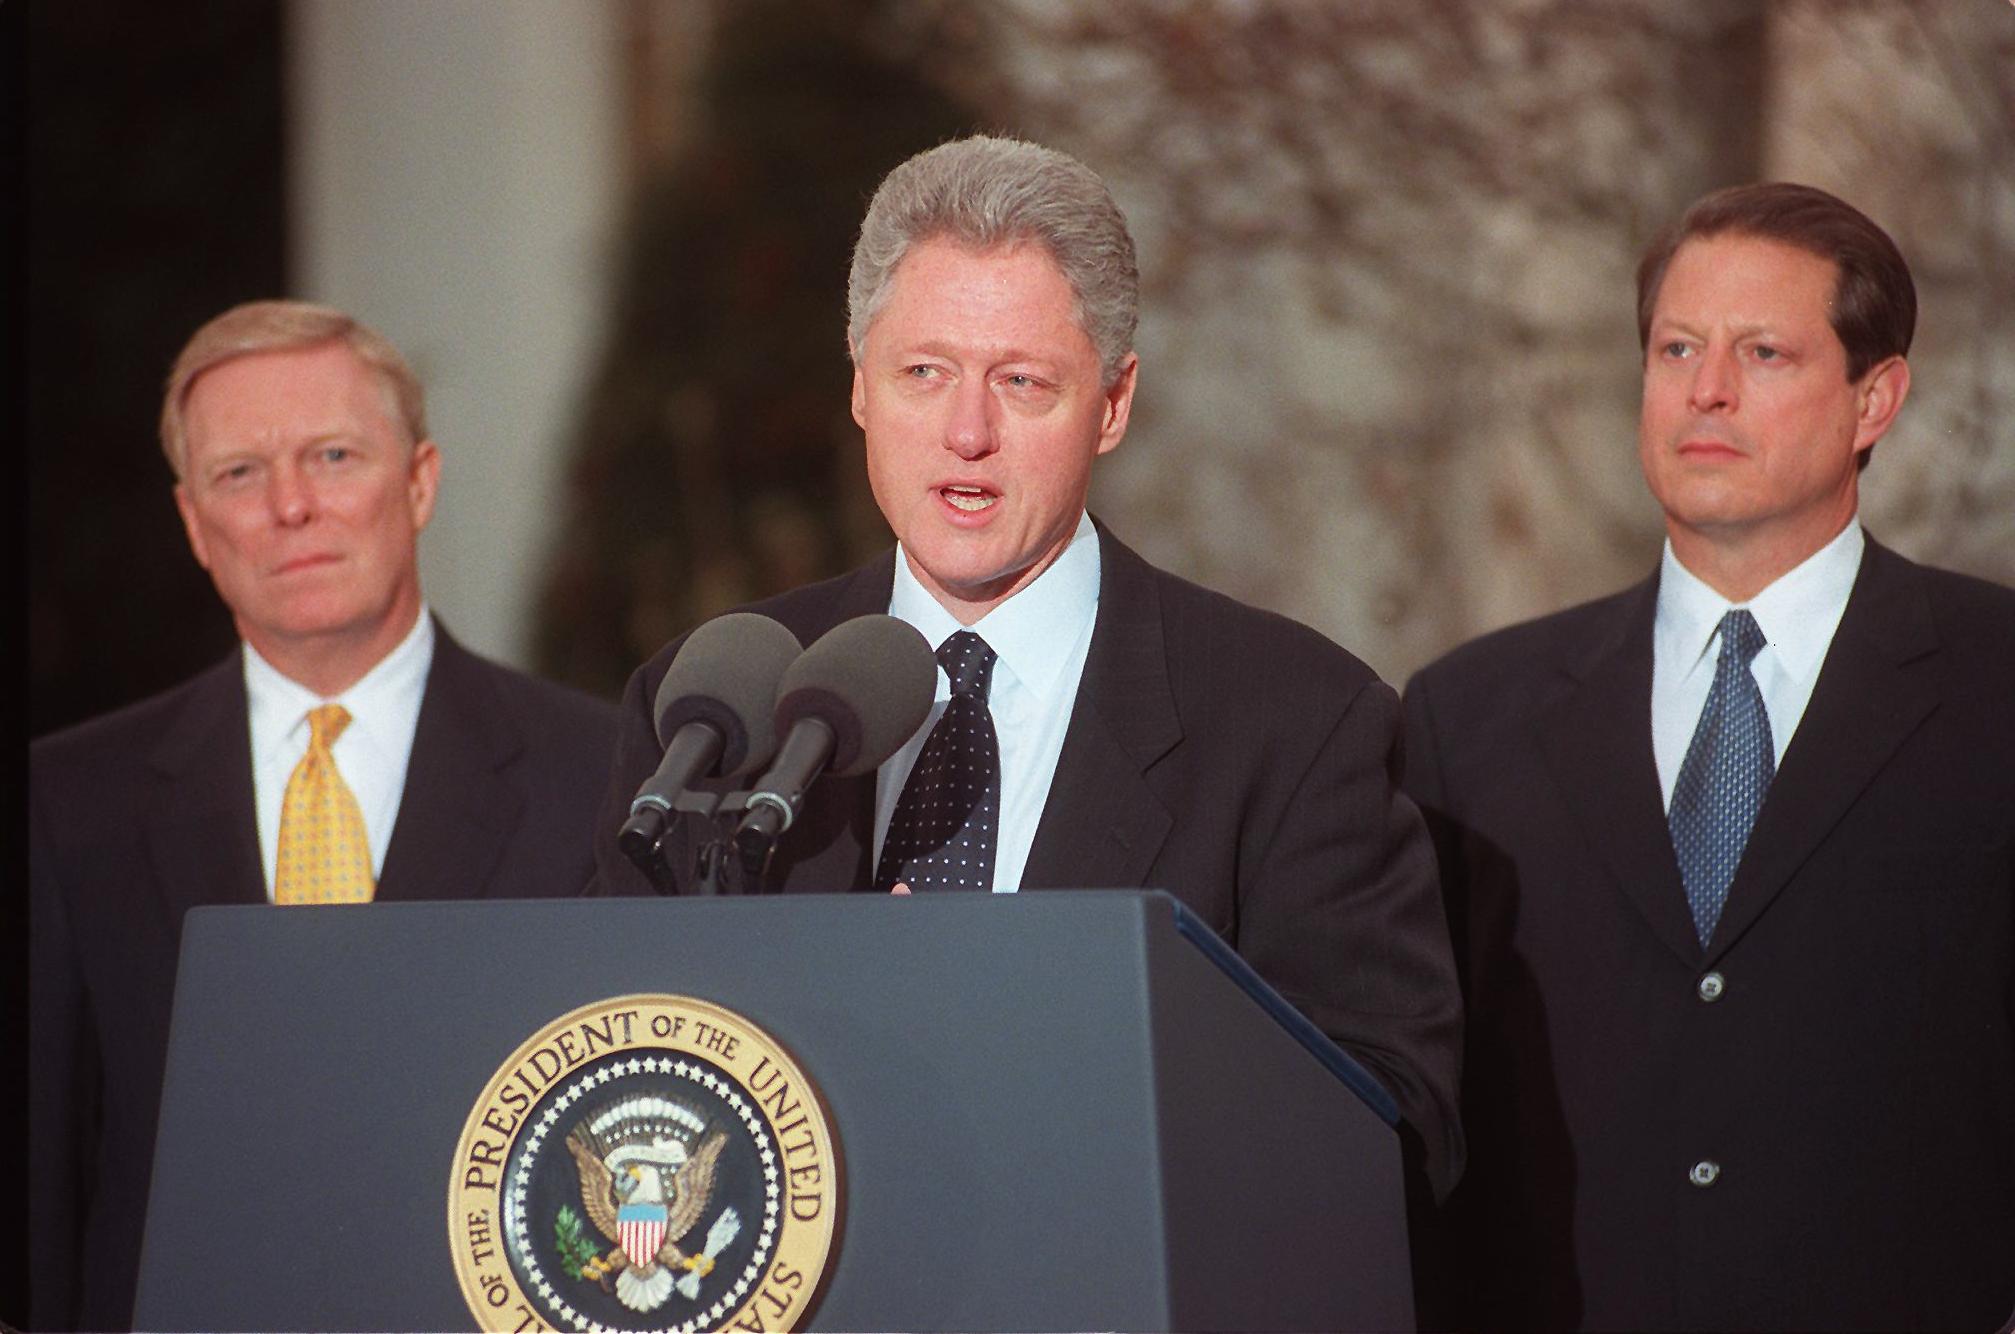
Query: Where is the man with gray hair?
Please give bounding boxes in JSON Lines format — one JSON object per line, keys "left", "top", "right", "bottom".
{"left": 597, "top": 136, "right": 1463, "bottom": 1204}
{"left": 30, "top": 300, "right": 618, "bottom": 1331}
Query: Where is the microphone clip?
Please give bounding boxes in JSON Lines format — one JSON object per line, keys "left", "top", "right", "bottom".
{"left": 623, "top": 784, "right": 777, "bottom": 895}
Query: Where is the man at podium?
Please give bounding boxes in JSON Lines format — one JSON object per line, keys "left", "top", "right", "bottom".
{"left": 596, "top": 136, "right": 1464, "bottom": 1211}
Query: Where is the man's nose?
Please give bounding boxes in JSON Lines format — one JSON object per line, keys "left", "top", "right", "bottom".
{"left": 943, "top": 380, "right": 999, "bottom": 461}
{"left": 267, "top": 466, "right": 315, "bottom": 526}
{"left": 1687, "top": 345, "right": 1739, "bottom": 414}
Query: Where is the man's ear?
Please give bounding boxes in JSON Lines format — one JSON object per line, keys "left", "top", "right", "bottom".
{"left": 1851, "top": 355, "right": 1911, "bottom": 456}
{"left": 174, "top": 483, "right": 211, "bottom": 570}
{"left": 1095, "top": 352, "right": 1139, "bottom": 457}
{"left": 407, "top": 439, "right": 442, "bottom": 531}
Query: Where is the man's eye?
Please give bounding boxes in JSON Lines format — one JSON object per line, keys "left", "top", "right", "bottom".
{"left": 321, "top": 446, "right": 353, "bottom": 463}
{"left": 1752, "top": 345, "right": 1779, "bottom": 361}
{"left": 1661, "top": 341, "right": 1692, "bottom": 359}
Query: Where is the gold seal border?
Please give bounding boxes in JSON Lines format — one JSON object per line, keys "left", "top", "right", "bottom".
{"left": 448, "top": 993, "right": 842, "bottom": 1333}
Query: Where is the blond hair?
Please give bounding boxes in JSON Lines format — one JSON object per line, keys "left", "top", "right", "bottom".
{"left": 160, "top": 300, "right": 427, "bottom": 477}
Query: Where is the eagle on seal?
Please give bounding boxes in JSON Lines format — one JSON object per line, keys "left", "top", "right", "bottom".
{"left": 566, "top": 1097, "right": 738, "bottom": 1313}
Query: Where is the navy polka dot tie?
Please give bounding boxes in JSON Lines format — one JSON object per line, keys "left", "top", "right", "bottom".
{"left": 875, "top": 630, "right": 1000, "bottom": 893}
{"left": 1669, "top": 610, "right": 1774, "bottom": 946}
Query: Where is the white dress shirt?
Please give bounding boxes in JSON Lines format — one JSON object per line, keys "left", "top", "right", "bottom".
{"left": 1651, "top": 522, "right": 1864, "bottom": 808}
{"left": 875, "top": 511, "right": 1102, "bottom": 893}
{"left": 245, "top": 607, "right": 434, "bottom": 898}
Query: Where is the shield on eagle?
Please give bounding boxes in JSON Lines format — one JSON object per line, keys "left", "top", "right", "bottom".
{"left": 616, "top": 1201, "right": 669, "bottom": 1269}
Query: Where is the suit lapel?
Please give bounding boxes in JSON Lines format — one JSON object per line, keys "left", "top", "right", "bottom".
{"left": 146, "top": 656, "right": 266, "bottom": 922}
{"left": 377, "top": 627, "right": 522, "bottom": 900}
{"left": 1537, "top": 576, "right": 1704, "bottom": 965}
{"left": 1022, "top": 527, "right": 1179, "bottom": 890}
{"left": 1707, "top": 541, "right": 1940, "bottom": 958}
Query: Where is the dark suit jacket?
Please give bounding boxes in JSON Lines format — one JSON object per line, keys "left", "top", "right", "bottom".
{"left": 594, "top": 524, "right": 1464, "bottom": 1203}
{"left": 27, "top": 625, "right": 618, "bottom": 1332}
{"left": 1402, "top": 539, "right": 2015, "bottom": 1331}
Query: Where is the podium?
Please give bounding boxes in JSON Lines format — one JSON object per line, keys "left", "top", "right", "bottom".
{"left": 135, "top": 891, "right": 1413, "bottom": 1331}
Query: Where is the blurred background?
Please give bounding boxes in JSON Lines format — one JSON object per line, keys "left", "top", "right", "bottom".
{"left": 25, "top": 0, "right": 2014, "bottom": 739}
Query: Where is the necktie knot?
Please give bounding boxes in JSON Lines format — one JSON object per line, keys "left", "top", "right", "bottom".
{"left": 937, "top": 631, "right": 997, "bottom": 700}
{"left": 1718, "top": 609, "right": 1766, "bottom": 669}
{"left": 308, "top": 703, "right": 352, "bottom": 749}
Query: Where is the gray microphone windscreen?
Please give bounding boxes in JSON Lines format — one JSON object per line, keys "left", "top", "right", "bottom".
{"left": 653, "top": 612, "right": 803, "bottom": 778}
{"left": 774, "top": 615, "right": 936, "bottom": 776}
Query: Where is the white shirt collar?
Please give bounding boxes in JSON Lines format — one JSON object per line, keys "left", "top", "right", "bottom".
{"left": 1656, "top": 521, "right": 1863, "bottom": 684}
{"left": 244, "top": 605, "right": 435, "bottom": 759}
{"left": 888, "top": 511, "right": 1101, "bottom": 701}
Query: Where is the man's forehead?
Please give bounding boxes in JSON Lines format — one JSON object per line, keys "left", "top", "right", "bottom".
{"left": 890, "top": 235, "right": 1070, "bottom": 291}
{"left": 874, "top": 237, "right": 1086, "bottom": 336}
{"left": 1654, "top": 233, "right": 1839, "bottom": 326}
{"left": 183, "top": 341, "right": 411, "bottom": 444}
{"left": 192, "top": 337, "right": 360, "bottom": 389}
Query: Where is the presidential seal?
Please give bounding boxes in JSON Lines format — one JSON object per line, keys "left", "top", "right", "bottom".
{"left": 449, "top": 995, "right": 841, "bottom": 1333}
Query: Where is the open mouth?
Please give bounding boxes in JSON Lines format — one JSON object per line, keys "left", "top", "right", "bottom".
{"left": 940, "top": 485, "right": 997, "bottom": 513}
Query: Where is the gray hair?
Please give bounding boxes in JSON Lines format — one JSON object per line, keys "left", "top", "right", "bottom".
{"left": 161, "top": 299, "right": 427, "bottom": 479}
{"left": 846, "top": 135, "right": 1139, "bottom": 387}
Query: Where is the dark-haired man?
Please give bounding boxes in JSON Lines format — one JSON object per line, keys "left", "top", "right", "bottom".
{"left": 596, "top": 135, "right": 1464, "bottom": 1208}
{"left": 1403, "top": 183, "right": 2015, "bottom": 1328}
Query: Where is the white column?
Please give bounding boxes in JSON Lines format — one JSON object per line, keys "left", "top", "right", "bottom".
{"left": 288, "top": 0, "right": 621, "bottom": 668}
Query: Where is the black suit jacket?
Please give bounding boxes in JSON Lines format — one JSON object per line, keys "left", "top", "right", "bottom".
{"left": 27, "top": 625, "right": 618, "bottom": 1332}
{"left": 595, "top": 524, "right": 1464, "bottom": 1203}
{"left": 1402, "top": 539, "right": 2015, "bottom": 1331}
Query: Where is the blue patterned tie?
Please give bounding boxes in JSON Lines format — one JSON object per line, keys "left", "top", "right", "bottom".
{"left": 1669, "top": 610, "right": 1774, "bottom": 945}
{"left": 874, "top": 631, "right": 1000, "bottom": 892}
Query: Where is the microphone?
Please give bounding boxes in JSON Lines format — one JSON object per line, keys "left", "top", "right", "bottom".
{"left": 734, "top": 615, "right": 937, "bottom": 868}
{"left": 617, "top": 612, "right": 804, "bottom": 873}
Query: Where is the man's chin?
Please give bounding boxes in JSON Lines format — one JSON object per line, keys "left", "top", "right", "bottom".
{"left": 908, "top": 553, "right": 1039, "bottom": 619}
{"left": 1649, "top": 475, "right": 1757, "bottom": 527}
{"left": 242, "top": 605, "right": 383, "bottom": 649}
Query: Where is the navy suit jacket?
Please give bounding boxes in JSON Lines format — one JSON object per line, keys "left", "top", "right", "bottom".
{"left": 1402, "top": 539, "right": 2015, "bottom": 1330}
{"left": 595, "top": 524, "right": 1464, "bottom": 1206}
{"left": 28, "top": 625, "right": 618, "bottom": 1331}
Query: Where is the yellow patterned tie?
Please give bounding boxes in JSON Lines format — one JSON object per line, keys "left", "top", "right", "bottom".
{"left": 274, "top": 703, "right": 376, "bottom": 904}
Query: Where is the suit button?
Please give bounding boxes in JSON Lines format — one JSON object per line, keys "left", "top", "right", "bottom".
{"left": 1697, "top": 971, "right": 1726, "bottom": 1002}
{"left": 1689, "top": 1159, "right": 1721, "bottom": 1188}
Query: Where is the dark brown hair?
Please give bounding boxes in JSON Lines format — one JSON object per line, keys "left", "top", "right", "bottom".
{"left": 1636, "top": 182, "right": 1915, "bottom": 383}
